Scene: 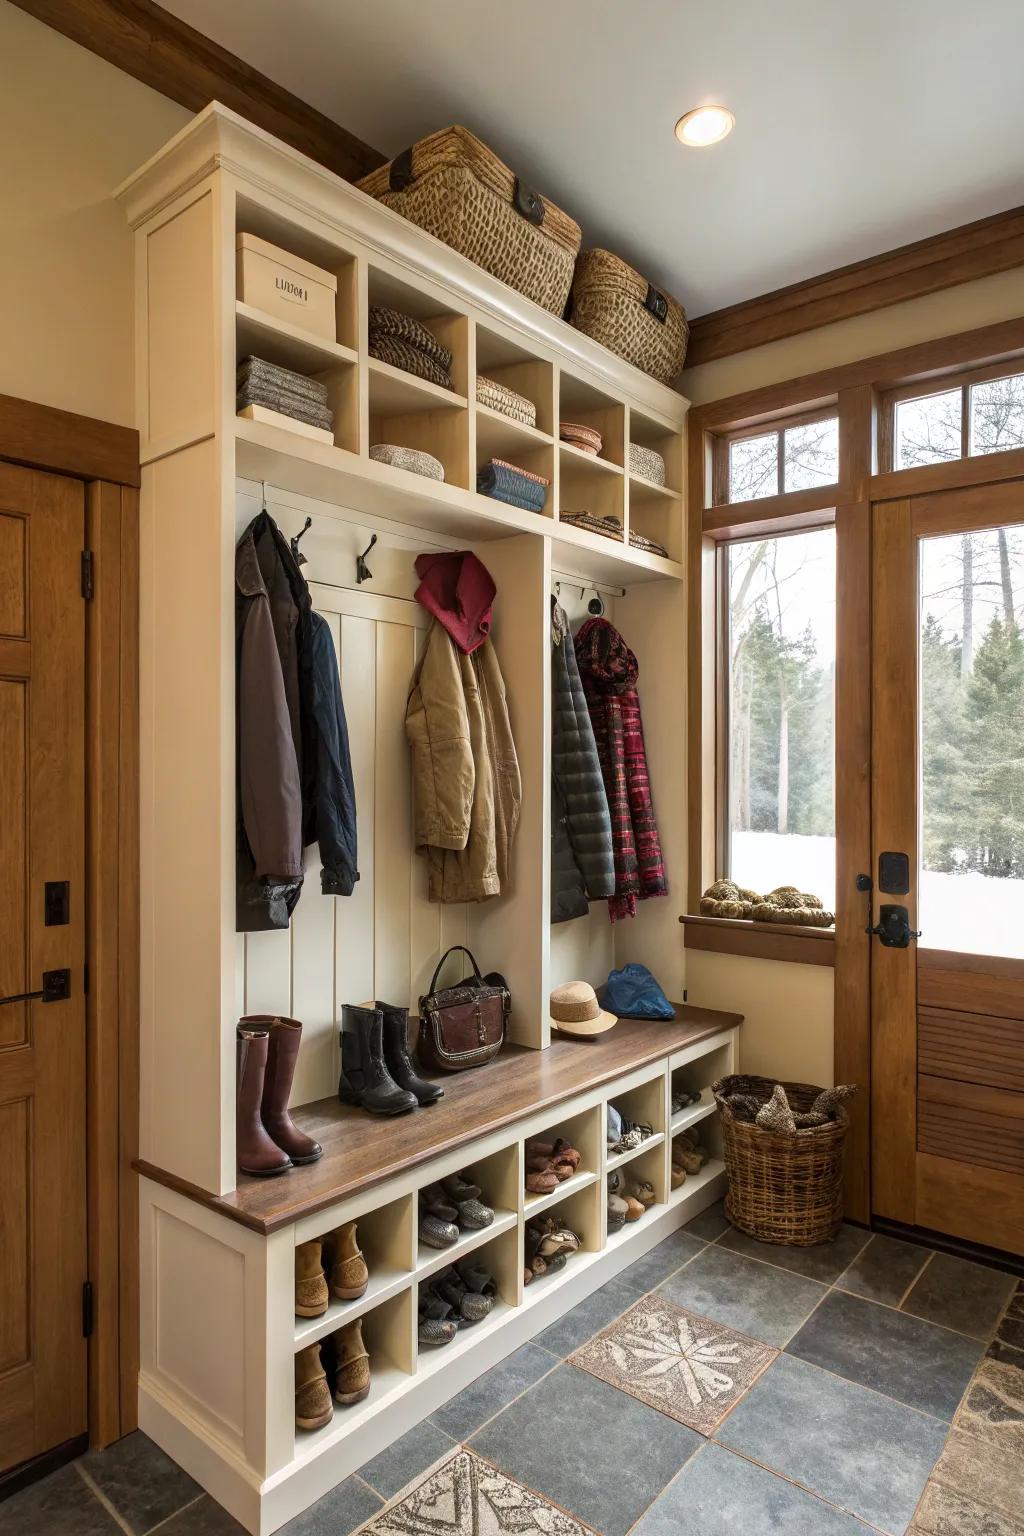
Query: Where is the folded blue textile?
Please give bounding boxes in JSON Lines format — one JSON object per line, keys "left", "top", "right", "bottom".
{"left": 477, "top": 461, "right": 547, "bottom": 512}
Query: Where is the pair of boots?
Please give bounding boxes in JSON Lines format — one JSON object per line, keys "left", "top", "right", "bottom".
{"left": 295, "top": 1321, "right": 369, "bottom": 1431}
{"left": 295, "top": 1225, "right": 368, "bottom": 1317}
{"left": 237, "top": 1015, "right": 322, "bottom": 1177}
{"left": 338, "top": 1002, "right": 442, "bottom": 1116}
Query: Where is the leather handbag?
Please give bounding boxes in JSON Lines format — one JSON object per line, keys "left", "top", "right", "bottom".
{"left": 418, "top": 945, "right": 509, "bottom": 1072}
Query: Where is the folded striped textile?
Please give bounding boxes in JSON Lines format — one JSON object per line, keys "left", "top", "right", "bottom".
{"left": 236, "top": 356, "right": 329, "bottom": 408}
{"left": 477, "top": 461, "right": 547, "bottom": 511}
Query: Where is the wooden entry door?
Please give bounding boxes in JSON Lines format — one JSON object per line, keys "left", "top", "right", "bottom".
{"left": 0, "top": 462, "right": 88, "bottom": 1470}
{"left": 872, "top": 481, "right": 1024, "bottom": 1256}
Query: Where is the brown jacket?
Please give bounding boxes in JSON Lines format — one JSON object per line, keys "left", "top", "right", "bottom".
{"left": 406, "top": 620, "right": 521, "bottom": 902}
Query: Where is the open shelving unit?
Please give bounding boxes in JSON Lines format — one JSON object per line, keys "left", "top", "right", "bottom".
{"left": 118, "top": 103, "right": 704, "bottom": 1536}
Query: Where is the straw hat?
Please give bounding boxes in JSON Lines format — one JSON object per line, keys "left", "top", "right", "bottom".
{"left": 550, "top": 981, "right": 617, "bottom": 1038}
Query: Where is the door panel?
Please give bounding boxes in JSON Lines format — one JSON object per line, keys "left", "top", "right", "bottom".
{"left": 871, "top": 487, "right": 1024, "bottom": 1254}
{"left": 0, "top": 461, "right": 87, "bottom": 1471}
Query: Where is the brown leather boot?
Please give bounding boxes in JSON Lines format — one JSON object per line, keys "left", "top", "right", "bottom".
{"left": 295, "top": 1239, "right": 329, "bottom": 1317}
{"left": 295, "top": 1343, "right": 333, "bottom": 1431}
{"left": 237, "top": 1027, "right": 291, "bottom": 1177}
{"left": 242, "top": 1015, "right": 323, "bottom": 1165}
{"left": 335, "top": 1319, "right": 370, "bottom": 1406}
{"left": 329, "top": 1222, "right": 368, "bottom": 1301}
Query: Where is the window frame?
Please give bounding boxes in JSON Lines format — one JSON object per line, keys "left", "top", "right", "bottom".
{"left": 711, "top": 405, "right": 840, "bottom": 507}
{"left": 880, "top": 358, "right": 1024, "bottom": 472}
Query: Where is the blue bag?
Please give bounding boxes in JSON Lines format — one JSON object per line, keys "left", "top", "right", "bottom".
{"left": 604, "top": 963, "right": 675, "bottom": 1020}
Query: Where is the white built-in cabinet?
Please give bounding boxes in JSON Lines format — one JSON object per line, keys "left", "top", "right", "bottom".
{"left": 118, "top": 104, "right": 718, "bottom": 1536}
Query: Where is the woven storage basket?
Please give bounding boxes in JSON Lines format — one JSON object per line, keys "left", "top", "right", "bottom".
{"left": 712, "top": 1074, "right": 849, "bottom": 1246}
{"left": 357, "top": 127, "right": 581, "bottom": 316}
{"left": 476, "top": 375, "right": 537, "bottom": 427}
{"left": 369, "top": 443, "right": 445, "bottom": 481}
{"left": 570, "top": 249, "right": 689, "bottom": 385}
{"left": 628, "top": 442, "right": 667, "bottom": 485}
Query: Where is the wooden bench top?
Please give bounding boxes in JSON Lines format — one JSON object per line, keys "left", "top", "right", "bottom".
{"left": 136, "top": 1006, "right": 741, "bottom": 1234}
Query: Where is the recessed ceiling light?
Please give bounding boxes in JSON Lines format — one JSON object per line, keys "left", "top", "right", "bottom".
{"left": 675, "top": 105, "right": 735, "bottom": 147}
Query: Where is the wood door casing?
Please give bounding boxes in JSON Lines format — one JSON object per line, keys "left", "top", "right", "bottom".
{"left": 0, "top": 461, "right": 88, "bottom": 1471}
{"left": 871, "top": 487, "right": 1024, "bottom": 1255}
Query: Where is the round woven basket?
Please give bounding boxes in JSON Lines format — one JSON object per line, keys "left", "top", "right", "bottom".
{"left": 712, "top": 1074, "right": 849, "bottom": 1246}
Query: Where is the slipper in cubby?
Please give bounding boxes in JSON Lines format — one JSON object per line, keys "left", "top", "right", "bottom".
{"left": 420, "top": 1211, "right": 459, "bottom": 1248}
{"left": 670, "top": 1157, "right": 687, "bottom": 1191}
{"left": 610, "top": 1120, "right": 654, "bottom": 1155}
{"left": 421, "top": 1183, "right": 459, "bottom": 1222}
{"left": 608, "top": 1193, "right": 629, "bottom": 1228}
{"left": 334, "top": 1319, "right": 371, "bottom": 1406}
{"left": 623, "top": 1195, "right": 645, "bottom": 1222}
{"left": 631, "top": 1180, "right": 656, "bottom": 1209}
{"left": 295, "top": 1239, "right": 329, "bottom": 1318}
{"left": 525, "top": 1166, "right": 559, "bottom": 1196}
{"left": 432, "top": 1264, "right": 494, "bottom": 1324}
{"left": 456, "top": 1255, "right": 498, "bottom": 1300}
{"left": 295, "top": 1343, "right": 333, "bottom": 1431}
{"left": 328, "top": 1221, "right": 368, "bottom": 1301}
{"left": 419, "top": 1292, "right": 458, "bottom": 1347}
{"left": 441, "top": 1172, "right": 482, "bottom": 1203}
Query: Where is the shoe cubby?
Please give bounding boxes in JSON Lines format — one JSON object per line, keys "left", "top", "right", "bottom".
{"left": 417, "top": 1223, "right": 520, "bottom": 1375}
{"left": 523, "top": 1179, "right": 603, "bottom": 1306}
{"left": 295, "top": 1288, "right": 415, "bottom": 1457}
{"left": 608, "top": 1140, "right": 667, "bottom": 1230}
{"left": 523, "top": 1103, "right": 602, "bottom": 1218}
{"left": 415, "top": 1144, "right": 520, "bottom": 1282}
{"left": 605, "top": 1071, "right": 668, "bottom": 1174}
{"left": 294, "top": 1192, "right": 415, "bottom": 1350}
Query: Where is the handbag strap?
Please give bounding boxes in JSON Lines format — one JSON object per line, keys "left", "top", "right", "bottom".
{"left": 427, "top": 945, "right": 484, "bottom": 996}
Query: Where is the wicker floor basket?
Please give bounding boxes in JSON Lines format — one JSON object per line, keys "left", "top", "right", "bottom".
{"left": 570, "top": 249, "right": 688, "bottom": 385}
{"left": 357, "top": 127, "right": 581, "bottom": 316}
{"left": 712, "top": 1074, "right": 849, "bottom": 1246}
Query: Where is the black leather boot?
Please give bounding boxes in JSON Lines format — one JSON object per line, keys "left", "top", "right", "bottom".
{"left": 377, "top": 1001, "right": 444, "bottom": 1106}
{"left": 339, "top": 1005, "right": 417, "bottom": 1115}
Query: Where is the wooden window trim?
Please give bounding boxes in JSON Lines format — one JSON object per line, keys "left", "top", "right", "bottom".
{"left": 680, "top": 913, "right": 835, "bottom": 967}
{"left": 710, "top": 405, "right": 839, "bottom": 510}
{"left": 879, "top": 356, "right": 1024, "bottom": 473}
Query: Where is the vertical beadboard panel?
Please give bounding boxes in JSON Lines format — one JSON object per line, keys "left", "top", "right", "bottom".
{"left": 336, "top": 614, "right": 377, "bottom": 1018}
{"left": 288, "top": 603, "right": 341, "bottom": 1105}
{"left": 244, "top": 926, "right": 292, "bottom": 1019}
{"left": 409, "top": 625, "right": 443, "bottom": 1007}
{"left": 373, "top": 622, "right": 415, "bottom": 1007}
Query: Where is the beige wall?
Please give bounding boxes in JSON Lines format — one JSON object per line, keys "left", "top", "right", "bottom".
{"left": 681, "top": 246, "right": 1024, "bottom": 1088}
{"left": 0, "top": 3, "right": 188, "bottom": 426}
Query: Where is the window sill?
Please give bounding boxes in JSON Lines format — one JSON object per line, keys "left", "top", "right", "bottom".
{"left": 679, "top": 913, "right": 835, "bottom": 968}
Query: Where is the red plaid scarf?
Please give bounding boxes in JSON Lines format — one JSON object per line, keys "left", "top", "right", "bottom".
{"left": 574, "top": 618, "right": 667, "bottom": 921}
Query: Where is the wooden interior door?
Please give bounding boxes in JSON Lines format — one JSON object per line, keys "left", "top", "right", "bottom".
{"left": 872, "top": 481, "right": 1024, "bottom": 1256}
{"left": 0, "top": 461, "right": 88, "bottom": 1470}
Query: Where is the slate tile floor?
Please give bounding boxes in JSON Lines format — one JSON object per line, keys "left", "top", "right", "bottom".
{"left": 2, "top": 1206, "right": 1020, "bottom": 1536}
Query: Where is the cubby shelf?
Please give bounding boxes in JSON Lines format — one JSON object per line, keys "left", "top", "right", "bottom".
{"left": 606, "top": 1131, "right": 666, "bottom": 1172}
{"left": 416, "top": 1298, "right": 515, "bottom": 1377}
{"left": 607, "top": 1202, "right": 665, "bottom": 1243}
{"left": 629, "top": 472, "right": 681, "bottom": 504}
{"left": 415, "top": 1209, "right": 518, "bottom": 1282}
{"left": 523, "top": 1168, "right": 598, "bottom": 1218}
{"left": 293, "top": 1266, "right": 410, "bottom": 1350}
{"left": 671, "top": 1090, "right": 718, "bottom": 1135}
{"left": 559, "top": 439, "right": 623, "bottom": 475}
{"left": 367, "top": 356, "right": 468, "bottom": 414}
{"left": 668, "top": 1158, "right": 726, "bottom": 1209}
{"left": 291, "top": 1362, "right": 411, "bottom": 1467}
{"left": 476, "top": 402, "right": 553, "bottom": 454}
{"left": 236, "top": 301, "right": 358, "bottom": 375}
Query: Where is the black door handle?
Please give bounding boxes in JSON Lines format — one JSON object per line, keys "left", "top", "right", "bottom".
{"left": 866, "top": 905, "right": 921, "bottom": 948}
{"left": 0, "top": 968, "right": 71, "bottom": 1005}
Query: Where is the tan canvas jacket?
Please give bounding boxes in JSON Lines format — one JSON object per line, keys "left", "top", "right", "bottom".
{"left": 405, "top": 620, "right": 522, "bottom": 902}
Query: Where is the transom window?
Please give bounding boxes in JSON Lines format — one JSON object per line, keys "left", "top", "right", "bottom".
{"left": 892, "top": 368, "right": 1024, "bottom": 470}
{"left": 722, "top": 414, "right": 839, "bottom": 503}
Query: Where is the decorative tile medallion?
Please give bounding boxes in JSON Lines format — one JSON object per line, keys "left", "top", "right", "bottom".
{"left": 362, "top": 1448, "right": 594, "bottom": 1536}
{"left": 570, "top": 1293, "right": 777, "bottom": 1433}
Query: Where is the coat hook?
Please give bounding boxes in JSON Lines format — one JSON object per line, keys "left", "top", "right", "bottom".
{"left": 587, "top": 587, "right": 605, "bottom": 617}
{"left": 356, "top": 533, "right": 378, "bottom": 585}
{"left": 290, "top": 516, "right": 312, "bottom": 568}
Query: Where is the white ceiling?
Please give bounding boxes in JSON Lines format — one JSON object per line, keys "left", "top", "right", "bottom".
{"left": 163, "top": 0, "right": 1024, "bottom": 316}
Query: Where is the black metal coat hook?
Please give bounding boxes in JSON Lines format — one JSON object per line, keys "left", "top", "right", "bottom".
{"left": 356, "top": 534, "right": 378, "bottom": 584}
{"left": 290, "top": 516, "right": 312, "bottom": 569}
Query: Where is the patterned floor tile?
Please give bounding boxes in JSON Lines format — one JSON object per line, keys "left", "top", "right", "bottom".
{"left": 837, "top": 1234, "right": 931, "bottom": 1307}
{"left": 570, "top": 1292, "right": 776, "bottom": 1433}
{"left": 929, "top": 1425, "right": 1024, "bottom": 1523}
{"left": 717, "top": 1222, "right": 871, "bottom": 1284}
{"left": 903, "top": 1254, "right": 1016, "bottom": 1341}
{"left": 81, "top": 1430, "right": 201, "bottom": 1533}
{"left": 715, "top": 1353, "right": 947, "bottom": 1536}
{"left": 469, "top": 1362, "right": 700, "bottom": 1536}
{"left": 659, "top": 1241, "right": 828, "bottom": 1346}
{"left": 787, "top": 1288, "right": 982, "bottom": 1420}
{"left": 912, "top": 1477, "right": 1024, "bottom": 1536}
{"left": 430, "top": 1343, "right": 555, "bottom": 1441}
{"left": 956, "top": 1353, "right": 1024, "bottom": 1457}
{"left": 632, "top": 1441, "right": 874, "bottom": 1535}
{"left": 359, "top": 1449, "right": 592, "bottom": 1536}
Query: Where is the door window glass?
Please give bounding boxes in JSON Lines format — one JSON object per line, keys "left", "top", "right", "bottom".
{"left": 919, "top": 526, "right": 1024, "bottom": 956}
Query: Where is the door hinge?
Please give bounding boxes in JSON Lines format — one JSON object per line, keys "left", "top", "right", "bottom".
{"left": 82, "top": 1280, "right": 94, "bottom": 1339}
{"left": 81, "top": 550, "right": 94, "bottom": 601}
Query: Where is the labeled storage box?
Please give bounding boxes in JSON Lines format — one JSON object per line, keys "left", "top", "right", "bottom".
{"left": 570, "top": 249, "right": 688, "bottom": 385}
{"left": 357, "top": 126, "right": 581, "bottom": 316}
{"left": 235, "top": 233, "right": 338, "bottom": 340}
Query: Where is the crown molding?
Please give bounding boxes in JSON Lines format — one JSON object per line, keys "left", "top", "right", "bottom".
{"left": 10, "top": 0, "right": 385, "bottom": 182}
{"left": 686, "top": 205, "right": 1024, "bottom": 369}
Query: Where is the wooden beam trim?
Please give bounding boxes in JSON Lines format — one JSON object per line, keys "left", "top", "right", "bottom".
{"left": 686, "top": 206, "right": 1024, "bottom": 367}
{"left": 10, "top": 0, "right": 385, "bottom": 183}
{"left": 0, "top": 392, "right": 139, "bottom": 486}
